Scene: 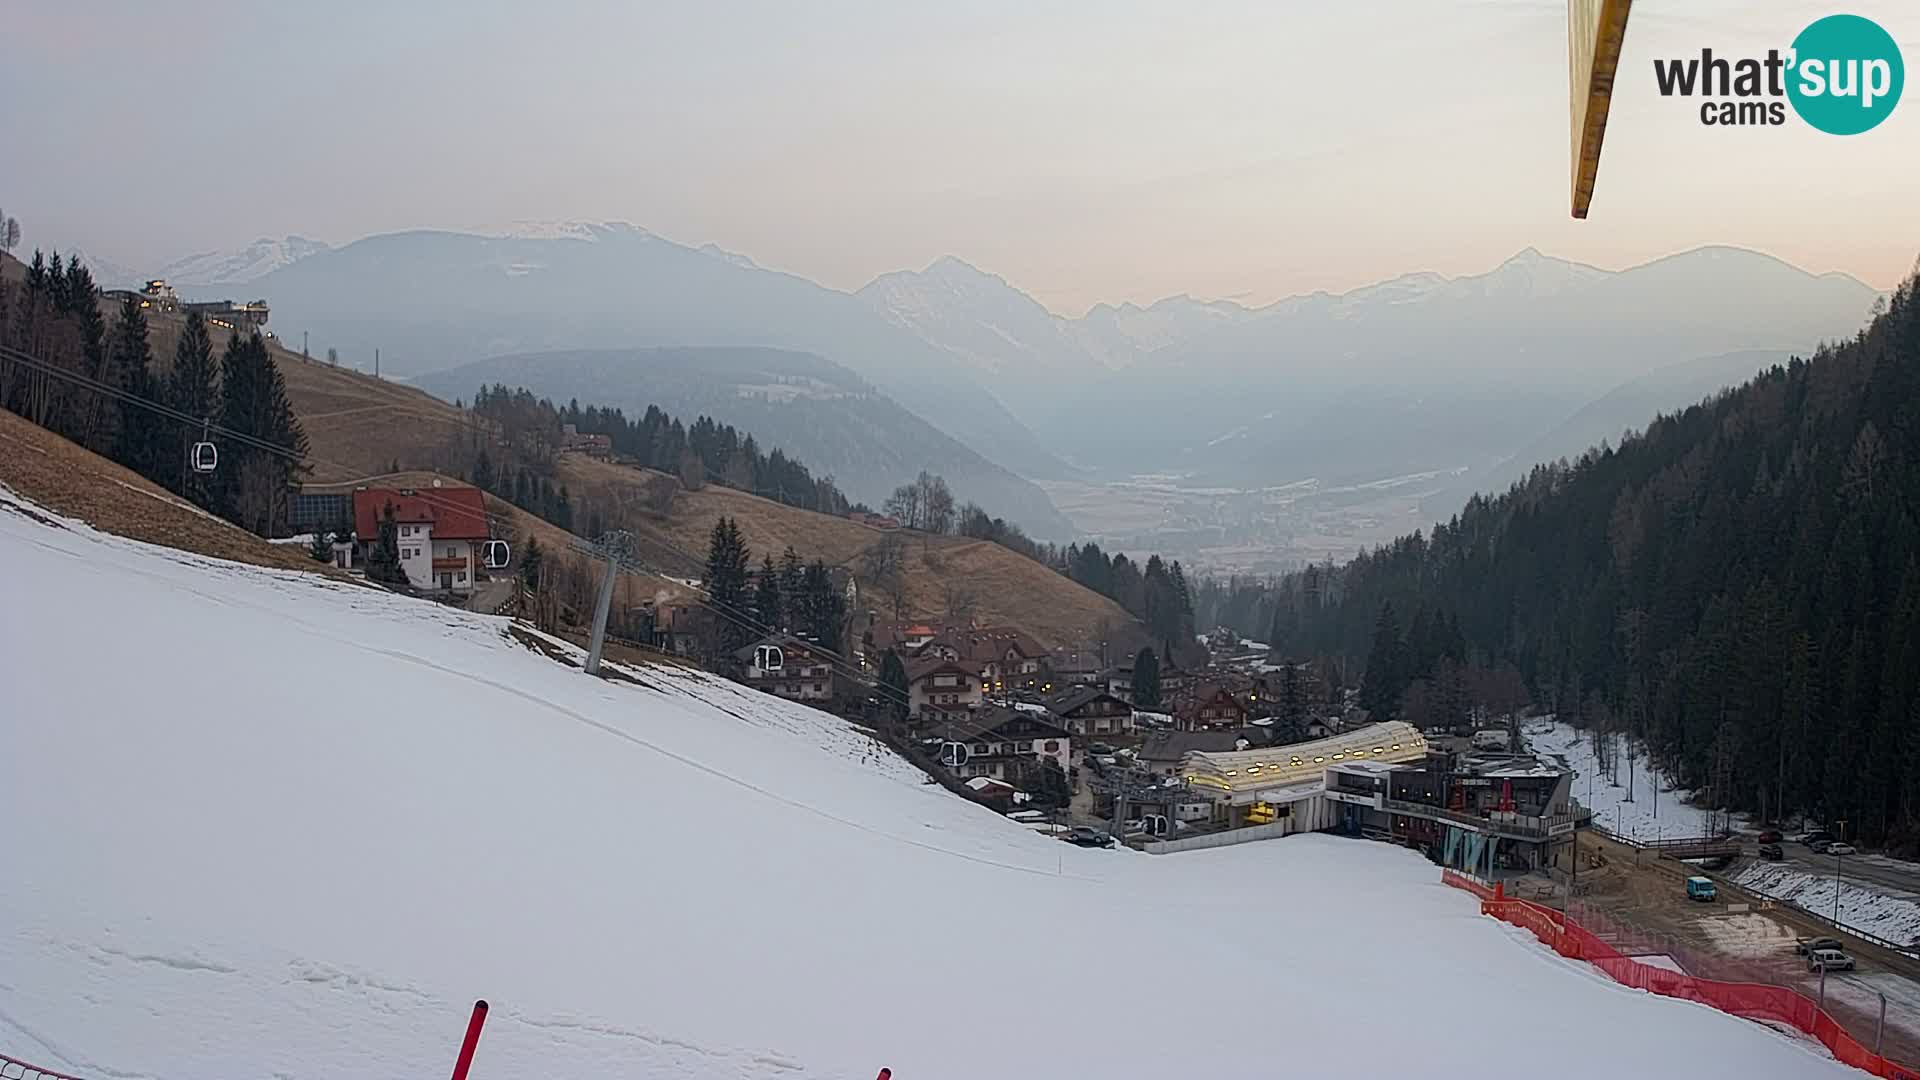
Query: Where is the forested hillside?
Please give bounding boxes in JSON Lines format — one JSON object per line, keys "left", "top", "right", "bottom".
{"left": 1268, "top": 268, "right": 1920, "bottom": 845}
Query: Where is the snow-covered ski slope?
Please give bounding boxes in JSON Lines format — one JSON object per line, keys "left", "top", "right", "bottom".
{"left": 0, "top": 489, "right": 1861, "bottom": 1079}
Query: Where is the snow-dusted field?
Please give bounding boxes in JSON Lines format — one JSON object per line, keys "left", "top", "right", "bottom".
{"left": 1524, "top": 718, "right": 1719, "bottom": 839}
{"left": 0, "top": 488, "right": 1864, "bottom": 1079}
{"left": 1737, "top": 863, "right": 1920, "bottom": 947}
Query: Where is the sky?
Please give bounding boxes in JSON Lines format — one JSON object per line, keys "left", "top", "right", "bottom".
{"left": 5, "top": 0, "right": 1916, "bottom": 315}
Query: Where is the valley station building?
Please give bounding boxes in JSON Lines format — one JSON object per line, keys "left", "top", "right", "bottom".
{"left": 1175, "top": 721, "right": 1587, "bottom": 873}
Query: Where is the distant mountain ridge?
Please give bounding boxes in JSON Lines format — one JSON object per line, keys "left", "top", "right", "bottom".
{"left": 416, "top": 345, "right": 1076, "bottom": 538}
{"left": 244, "top": 226, "right": 1077, "bottom": 504}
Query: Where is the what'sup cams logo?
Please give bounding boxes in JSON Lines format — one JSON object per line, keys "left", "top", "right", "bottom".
{"left": 1654, "top": 14, "right": 1903, "bottom": 133}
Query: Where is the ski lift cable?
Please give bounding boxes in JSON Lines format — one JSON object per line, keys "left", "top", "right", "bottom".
{"left": 0, "top": 343, "right": 530, "bottom": 524}
{"left": 5, "top": 343, "right": 910, "bottom": 705}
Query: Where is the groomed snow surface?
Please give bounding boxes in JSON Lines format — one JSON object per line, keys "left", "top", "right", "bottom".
{"left": 0, "top": 488, "right": 1864, "bottom": 1079}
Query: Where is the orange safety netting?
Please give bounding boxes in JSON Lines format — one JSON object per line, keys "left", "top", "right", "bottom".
{"left": 1441, "top": 871, "right": 1920, "bottom": 1080}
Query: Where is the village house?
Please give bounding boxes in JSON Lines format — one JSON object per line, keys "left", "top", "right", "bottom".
{"left": 735, "top": 634, "right": 836, "bottom": 705}
{"left": 912, "top": 627, "right": 1051, "bottom": 696}
{"left": 1174, "top": 682, "right": 1251, "bottom": 732}
{"left": 1102, "top": 661, "right": 1136, "bottom": 703}
{"left": 1052, "top": 651, "right": 1103, "bottom": 689}
{"left": 907, "top": 657, "right": 985, "bottom": 719}
{"left": 559, "top": 424, "right": 614, "bottom": 459}
{"left": 351, "top": 486, "right": 492, "bottom": 594}
{"left": 1045, "top": 687, "right": 1134, "bottom": 738}
{"left": 934, "top": 705, "right": 1071, "bottom": 783}
{"left": 1139, "top": 730, "right": 1251, "bottom": 778}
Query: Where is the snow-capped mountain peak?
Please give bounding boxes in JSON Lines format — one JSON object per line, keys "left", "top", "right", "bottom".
{"left": 156, "top": 236, "right": 331, "bottom": 288}
{"left": 482, "top": 220, "right": 656, "bottom": 243}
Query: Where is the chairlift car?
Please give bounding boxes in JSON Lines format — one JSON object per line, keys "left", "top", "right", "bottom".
{"left": 481, "top": 539, "right": 512, "bottom": 569}
{"left": 940, "top": 741, "right": 969, "bottom": 768}
{"left": 190, "top": 441, "right": 218, "bottom": 473}
{"left": 754, "top": 644, "right": 785, "bottom": 672}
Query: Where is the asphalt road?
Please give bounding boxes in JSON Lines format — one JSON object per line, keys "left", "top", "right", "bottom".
{"left": 1770, "top": 844, "right": 1920, "bottom": 901}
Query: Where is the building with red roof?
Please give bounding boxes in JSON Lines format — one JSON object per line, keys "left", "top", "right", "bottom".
{"left": 351, "top": 486, "right": 493, "bottom": 593}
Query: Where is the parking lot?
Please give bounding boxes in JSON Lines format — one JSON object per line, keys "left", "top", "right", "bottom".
{"left": 1549, "top": 831, "right": 1920, "bottom": 1064}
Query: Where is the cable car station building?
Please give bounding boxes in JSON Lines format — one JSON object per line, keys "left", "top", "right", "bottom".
{"left": 1175, "top": 721, "right": 1585, "bottom": 871}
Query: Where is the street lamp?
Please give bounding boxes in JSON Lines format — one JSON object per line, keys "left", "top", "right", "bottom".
{"left": 1833, "top": 819, "right": 1849, "bottom": 928}
{"left": 1834, "top": 848, "right": 1846, "bottom": 927}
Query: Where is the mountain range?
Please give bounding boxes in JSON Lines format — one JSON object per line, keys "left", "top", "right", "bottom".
{"left": 132, "top": 226, "right": 1884, "bottom": 546}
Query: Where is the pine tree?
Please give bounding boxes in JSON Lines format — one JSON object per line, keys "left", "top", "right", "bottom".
{"left": 1132, "top": 646, "right": 1161, "bottom": 709}
{"left": 364, "top": 505, "right": 408, "bottom": 586}
{"left": 754, "top": 552, "right": 784, "bottom": 632}
{"left": 473, "top": 449, "right": 496, "bottom": 494}
{"left": 779, "top": 544, "right": 804, "bottom": 612}
{"left": 879, "top": 648, "right": 910, "bottom": 723}
{"left": 165, "top": 312, "right": 219, "bottom": 503}
{"left": 800, "top": 560, "right": 844, "bottom": 649}
{"left": 213, "top": 332, "right": 307, "bottom": 534}
{"left": 704, "top": 517, "right": 753, "bottom": 654}
{"left": 308, "top": 530, "right": 334, "bottom": 562}
{"left": 107, "top": 293, "right": 161, "bottom": 481}
{"left": 1359, "top": 602, "right": 1406, "bottom": 720}
{"left": 1278, "top": 661, "right": 1307, "bottom": 743}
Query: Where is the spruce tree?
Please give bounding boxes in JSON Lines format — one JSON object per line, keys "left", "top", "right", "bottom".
{"left": 364, "top": 505, "right": 408, "bottom": 586}
{"left": 800, "top": 559, "right": 845, "bottom": 649}
{"left": 473, "top": 449, "right": 496, "bottom": 493}
{"left": 879, "top": 648, "right": 910, "bottom": 723}
{"left": 779, "top": 544, "right": 804, "bottom": 611}
{"left": 166, "top": 312, "right": 219, "bottom": 503}
{"left": 703, "top": 517, "right": 752, "bottom": 653}
{"left": 107, "top": 293, "right": 162, "bottom": 481}
{"left": 1359, "top": 601, "right": 1406, "bottom": 720}
{"left": 309, "top": 530, "right": 334, "bottom": 562}
{"left": 213, "top": 332, "right": 307, "bottom": 534}
{"left": 1132, "top": 646, "right": 1161, "bottom": 709}
{"left": 754, "top": 552, "right": 784, "bottom": 632}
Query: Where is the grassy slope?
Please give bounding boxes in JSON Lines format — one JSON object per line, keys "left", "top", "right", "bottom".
{"left": 7, "top": 250, "right": 1133, "bottom": 649}
{"left": 0, "top": 407, "right": 352, "bottom": 578}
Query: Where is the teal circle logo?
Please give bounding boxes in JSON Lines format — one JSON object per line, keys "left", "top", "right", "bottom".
{"left": 1787, "top": 14, "right": 1904, "bottom": 135}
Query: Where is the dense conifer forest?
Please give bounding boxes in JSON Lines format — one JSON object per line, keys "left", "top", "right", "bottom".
{"left": 1262, "top": 269, "right": 1920, "bottom": 845}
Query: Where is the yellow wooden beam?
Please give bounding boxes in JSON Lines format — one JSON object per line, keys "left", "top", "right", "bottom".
{"left": 1568, "top": 0, "right": 1635, "bottom": 218}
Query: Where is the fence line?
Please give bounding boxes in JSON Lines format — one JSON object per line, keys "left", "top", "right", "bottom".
{"left": 1441, "top": 872, "right": 1920, "bottom": 1079}
{"left": 1, "top": 1052, "right": 90, "bottom": 1080}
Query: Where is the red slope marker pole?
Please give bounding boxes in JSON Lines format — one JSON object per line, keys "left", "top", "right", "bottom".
{"left": 876, "top": 1070, "right": 892, "bottom": 1080}
{"left": 450, "top": 999, "right": 489, "bottom": 1080}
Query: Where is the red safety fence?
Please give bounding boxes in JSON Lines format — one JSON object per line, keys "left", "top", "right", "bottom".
{"left": 2, "top": 1052, "right": 90, "bottom": 1080}
{"left": 1442, "top": 872, "right": 1920, "bottom": 1079}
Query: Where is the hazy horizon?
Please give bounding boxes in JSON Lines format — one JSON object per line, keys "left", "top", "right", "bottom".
{"left": 8, "top": 0, "right": 1916, "bottom": 315}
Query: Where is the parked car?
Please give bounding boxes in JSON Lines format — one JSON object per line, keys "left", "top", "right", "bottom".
{"left": 1828, "top": 843, "right": 1858, "bottom": 856}
{"left": 1089, "top": 743, "right": 1116, "bottom": 756}
{"left": 1758, "top": 843, "right": 1785, "bottom": 860}
{"left": 1795, "top": 936, "right": 1845, "bottom": 955}
{"left": 1685, "top": 876, "right": 1718, "bottom": 902}
{"left": 1797, "top": 830, "right": 1834, "bottom": 846}
{"left": 1808, "top": 948, "right": 1856, "bottom": 973}
{"left": 1066, "top": 826, "right": 1115, "bottom": 848}
{"left": 1810, "top": 839, "right": 1834, "bottom": 854}
{"left": 1758, "top": 829, "right": 1784, "bottom": 844}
